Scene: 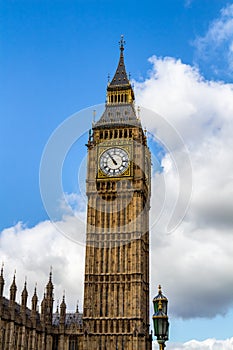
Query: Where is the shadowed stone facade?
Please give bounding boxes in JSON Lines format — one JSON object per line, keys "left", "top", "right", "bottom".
{"left": 0, "top": 271, "right": 83, "bottom": 349}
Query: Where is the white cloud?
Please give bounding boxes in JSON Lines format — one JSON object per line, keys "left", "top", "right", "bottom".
{"left": 135, "top": 56, "right": 233, "bottom": 318}
{"left": 166, "top": 338, "right": 233, "bottom": 350}
{"left": 194, "top": 4, "right": 233, "bottom": 77}
{"left": 0, "top": 219, "right": 85, "bottom": 312}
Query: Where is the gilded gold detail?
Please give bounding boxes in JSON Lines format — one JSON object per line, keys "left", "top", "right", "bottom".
{"left": 97, "top": 143, "right": 132, "bottom": 178}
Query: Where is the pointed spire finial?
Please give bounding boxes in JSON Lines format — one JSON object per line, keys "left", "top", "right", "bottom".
{"left": 60, "top": 291, "right": 66, "bottom": 309}
{"left": 76, "top": 300, "right": 79, "bottom": 313}
{"left": 0, "top": 263, "right": 4, "bottom": 278}
{"left": 50, "top": 266, "right": 52, "bottom": 280}
{"left": 119, "top": 34, "right": 125, "bottom": 51}
{"left": 34, "top": 283, "right": 37, "bottom": 295}
{"left": 158, "top": 284, "right": 162, "bottom": 294}
{"left": 21, "top": 279, "right": 28, "bottom": 308}
{"left": 12, "top": 271, "right": 16, "bottom": 284}
{"left": 23, "top": 280, "right": 27, "bottom": 290}
{"left": 10, "top": 272, "right": 17, "bottom": 301}
{"left": 0, "top": 263, "right": 4, "bottom": 280}
{"left": 0, "top": 262, "right": 5, "bottom": 297}
{"left": 60, "top": 292, "right": 66, "bottom": 320}
{"left": 56, "top": 299, "right": 59, "bottom": 313}
{"left": 1, "top": 262, "right": 4, "bottom": 274}
{"left": 46, "top": 268, "right": 54, "bottom": 297}
{"left": 32, "top": 283, "right": 38, "bottom": 312}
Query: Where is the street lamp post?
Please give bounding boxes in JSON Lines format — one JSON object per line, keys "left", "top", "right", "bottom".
{"left": 152, "top": 285, "right": 169, "bottom": 350}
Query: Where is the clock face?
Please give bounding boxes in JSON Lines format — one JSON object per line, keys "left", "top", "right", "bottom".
{"left": 99, "top": 147, "right": 129, "bottom": 176}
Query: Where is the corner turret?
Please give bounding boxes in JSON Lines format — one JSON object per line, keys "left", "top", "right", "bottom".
{"left": 44, "top": 270, "right": 54, "bottom": 325}
{"left": 41, "top": 293, "right": 47, "bottom": 324}
{"left": 60, "top": 294, "right": 66, "bottom": 324}
{"left": 10, "top": 273, "right": 17, "bottom": 302}
{"left": 21, "top": 280, "right": 28, "bottom": 308}
{"left": 31, "top": 285, "right": 38, "bottom": 312}
{"left": 46, "top": 270, "right": 54, "bottom": 297}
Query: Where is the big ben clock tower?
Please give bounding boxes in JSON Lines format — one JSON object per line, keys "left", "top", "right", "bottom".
{"left": 82, "top": 37, "right": 152, "bottom": 350}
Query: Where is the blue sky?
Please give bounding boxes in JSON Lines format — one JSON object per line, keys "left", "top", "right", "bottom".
{"left": 1, "top": 1, "right": 233, "bottom": 348}
{"left": 0, "top": 0, "right": 229, "bottom": 228}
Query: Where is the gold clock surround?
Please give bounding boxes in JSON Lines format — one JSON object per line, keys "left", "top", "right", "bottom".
{"left": 97, "top": 141, "right": 132, "bottom": 178}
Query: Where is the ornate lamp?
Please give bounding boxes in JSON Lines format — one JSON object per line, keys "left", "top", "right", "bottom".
{"left": 152, "top": 285, "right": 169, "bottom": 350}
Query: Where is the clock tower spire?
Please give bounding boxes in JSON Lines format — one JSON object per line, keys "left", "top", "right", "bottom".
{"left": 95, "top": 37, "right": 139, "bottom": 129}
{"left": 106, "top": 35, "right": 135, "bottom": 105}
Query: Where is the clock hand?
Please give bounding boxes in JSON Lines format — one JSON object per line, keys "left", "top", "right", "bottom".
{"left": 107, "top": 152, "right": 117, "bottom": 165}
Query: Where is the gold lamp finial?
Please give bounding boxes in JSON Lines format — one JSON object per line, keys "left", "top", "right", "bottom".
{"left": 158, "top": 299, "right": 163, "bottom": 311}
